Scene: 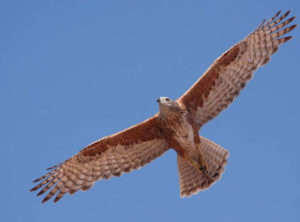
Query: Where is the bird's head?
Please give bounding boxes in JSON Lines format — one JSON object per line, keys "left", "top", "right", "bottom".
{"left": 156, "top": 97, "right": 181, "bottom": 114}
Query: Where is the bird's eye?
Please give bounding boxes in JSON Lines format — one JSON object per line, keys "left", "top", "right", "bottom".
{"left": 166, "top": 98, "right": 170, "bottom": 101}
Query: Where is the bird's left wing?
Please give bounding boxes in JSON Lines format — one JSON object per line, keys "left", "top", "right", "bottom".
{"left": 178, "top": 10, "right": 297, "bottom": 129}
{"left": 31, "top": 115, "right": 169, "bottom": 203}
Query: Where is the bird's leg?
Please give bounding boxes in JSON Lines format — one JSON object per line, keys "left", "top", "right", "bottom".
{"left": 198, "top": 152, "right": 208, "bottom": 174}
{"left": 184, "top": 153, "right": 208, "bottom": 174}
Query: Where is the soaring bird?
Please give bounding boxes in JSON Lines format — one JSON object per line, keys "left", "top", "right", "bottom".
{"left": 31, "top": 10, "right": 297, "bottom": 203}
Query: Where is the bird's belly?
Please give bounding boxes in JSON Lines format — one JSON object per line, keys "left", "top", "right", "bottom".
{"left": 174, "top": 123, "right": 196, "bottom": 150}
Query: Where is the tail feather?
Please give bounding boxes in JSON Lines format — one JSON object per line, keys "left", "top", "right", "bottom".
{"left": 177, "top": 136, "right": 229, "bottom": 197}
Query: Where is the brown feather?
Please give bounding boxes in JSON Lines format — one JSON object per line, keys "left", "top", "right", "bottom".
{"left": 80, "top": 116, "right": 163, "bottom": 156}
{"left": 178, "top": 10, "right": 297, "bottom": 128}
{"left": 31, "top": 116, "right": 169, "bottom": 203}
{"left": 31, "top": 10, "right": 297, "bottom": 204}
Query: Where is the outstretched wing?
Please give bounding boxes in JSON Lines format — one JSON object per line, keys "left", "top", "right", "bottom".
{"left": 178, "top": 10, "right": 297, "bottom": 129}
{"left": 31, "top": 116, "right": 169, "bottom": 203}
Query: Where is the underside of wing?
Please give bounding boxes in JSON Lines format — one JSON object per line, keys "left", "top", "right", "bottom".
{"left": 178, "top": 10, "right": 297, "bottom": 129}
{"left": 30, "top": 116, "right": 169, "bottom": 203}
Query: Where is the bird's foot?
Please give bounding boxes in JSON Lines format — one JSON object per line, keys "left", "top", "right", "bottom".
{"left": 186, "top": 157, "right": 208, "bottom": 174}
{"left": 198, "top": 154, "right": 208, "bottom": 174}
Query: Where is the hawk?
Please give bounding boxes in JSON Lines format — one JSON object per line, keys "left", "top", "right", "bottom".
{"left": 31, "top": 10, "right": 297, "bottom": 203}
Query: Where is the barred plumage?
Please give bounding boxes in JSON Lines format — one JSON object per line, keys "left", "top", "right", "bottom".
{"left": 31, "top": 117, "right": 169, "bottom": 203}
{"left": 31, "top": 10, "right": 296, "bottom": 203}
{"left": 178, "top": 10, "right": 297, "bottom": 128}
{"left": 178, "top": 137, "right": 229, "bottom": 197}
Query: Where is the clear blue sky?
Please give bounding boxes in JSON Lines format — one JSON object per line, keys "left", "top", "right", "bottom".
{"left": 1, "top": 1, "right": 300, "bottom": 221}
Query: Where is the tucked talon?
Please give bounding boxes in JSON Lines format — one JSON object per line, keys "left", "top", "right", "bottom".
{"left": 199, "top": 165, "right": 207, "bottom": 173}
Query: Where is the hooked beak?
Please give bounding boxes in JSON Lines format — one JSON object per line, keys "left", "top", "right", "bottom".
{"left": 156, "top": 98, "right": 160, "bottom": 103}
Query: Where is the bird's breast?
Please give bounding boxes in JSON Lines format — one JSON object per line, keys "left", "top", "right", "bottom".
{"left": 173, "top": 121, "right": 196, "bottom": 149}
{"left": 159, "top": 109, "right": 198, "bottom": 153}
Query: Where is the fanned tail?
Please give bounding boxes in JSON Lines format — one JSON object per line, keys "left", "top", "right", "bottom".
{"left": 177, "top": 136, "right": 229, "bottom": 197}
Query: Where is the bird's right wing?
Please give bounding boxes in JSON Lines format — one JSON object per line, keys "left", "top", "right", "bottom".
{"left": 178, "top": 10, "right": 297, "bottom": 129}
{"left": 31, "top": 115, "right": 169, "bottom": 203}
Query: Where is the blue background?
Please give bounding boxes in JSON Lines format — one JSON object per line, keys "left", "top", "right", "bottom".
{"left": 1, "top": 1, "right": 299, "bottom": 221}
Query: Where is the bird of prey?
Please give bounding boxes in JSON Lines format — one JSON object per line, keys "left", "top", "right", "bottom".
{"left": 31, "top": 10, "right": 297, "bottom": 203}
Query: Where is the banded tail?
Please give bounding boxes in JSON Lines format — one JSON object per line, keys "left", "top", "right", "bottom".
{"left": 177, "top": 136, "right": 229, "bottom": 197}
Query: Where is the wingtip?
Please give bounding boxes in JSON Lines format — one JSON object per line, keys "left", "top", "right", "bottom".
{"left": 30, "top": 183, "right": 42, "bottom": 192}
{"left": 287, "top": 16, "right": 296, "bottom": 24}
{"left": 53, "top": 196, "right": 61, "bottom": 203}
{"left": 284, "top": 9, "right": 291, "bottom": 17}
{"left": 290, "top": 23, "right": 298, "bottom": 30}
{"left": 46, "top": 166, "right": 55, "bottom": 170}
{"left": 32, "top": 178, "right": 40, "bottom": 183}
{"left": 279, "top": 36, "right": 293, "bottom": 44}
{"left": 30, "top": 187, "right": 37, "bottom": 192}
{"left": 42, "top": 196, "right": 50, "bottom": 203}
{"left": 37, "top": 190, "right": 44, "bottom": 196}
{"left": 275, "top": 9, "right": 282, "bottom": 17}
